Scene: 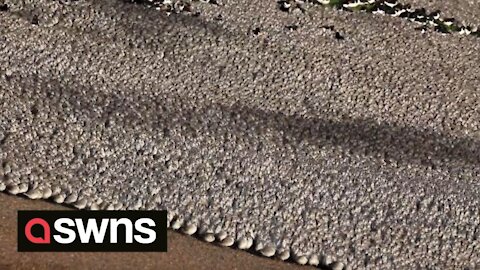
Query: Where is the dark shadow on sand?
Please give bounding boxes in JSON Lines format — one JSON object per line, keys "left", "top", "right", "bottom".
{"left": 11, "top": 74, "right": 480, "bottom": 170}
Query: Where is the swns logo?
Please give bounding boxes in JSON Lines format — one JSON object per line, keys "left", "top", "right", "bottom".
{"left": 18, "top": 211, "right": 167, "bottom": 252}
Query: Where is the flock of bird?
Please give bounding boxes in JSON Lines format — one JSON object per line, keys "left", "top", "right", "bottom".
{"left": 125, "top": 0, "right": 215, "bottom": 14}
{"left": 279, "top": 0, "right": 479, "bottom": 36}
{"left": 127, "top": 0, "right": 480, "bottom": 37}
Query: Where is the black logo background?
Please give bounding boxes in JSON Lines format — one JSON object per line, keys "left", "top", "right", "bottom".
{"left": 18, "top": 210, "right": 167, "bottom": 252}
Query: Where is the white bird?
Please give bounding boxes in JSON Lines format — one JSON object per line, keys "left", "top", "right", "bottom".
{"left": 384, "top": 1, "right": 397, "bottom": 8}
{"left": 392, "top": 9, "right": 406, "bottom": 17}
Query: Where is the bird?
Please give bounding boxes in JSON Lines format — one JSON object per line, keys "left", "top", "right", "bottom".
{"left": 383, "top": 5, "right": 396, "bottom": 15}
{"left": 443, "top": 18, "right": 456, "bottom": 27}
{"left": 334, "top": 31, "right": 345, "bottom": 40}
{"left": 414, "top": 16, "right": 428, "bottom": 25}
{"left": 384, "top": 0, "right": 398, "bottom": 8}
{"left": 372, "top": 7, "right": 385, "bottom": 15}
{"left": 414, "top": 8, "right": 427, "bottom": 17}
{"left": 459, "top": 26, "right": 472, "bottom": 35}
{"left": 278, "top": 0, "right": 292, "bottom": 12}
{"left": 427, "top": 20, "right": 438, "bottom": 27}
{"left": 392, "top": 9, "right": 406, "bottom": 17}
{"left": 316, "top": 0, "right": 332, "bottom": 5}
{"left": 414, "top": 25, "right": 428, "bottom": 34}
{"left": 429, "top": 10, "right": 441, "bottom": 20}
{"left": 343, "top": 0, "right": 364, "bottom": 9}
{"left": 403, "top": 4, "right": 415, "bottom": 13}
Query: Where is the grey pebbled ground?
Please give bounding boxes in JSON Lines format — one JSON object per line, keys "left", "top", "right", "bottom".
{"left": 1, "top": 0, "right": 480, "bottom": 269}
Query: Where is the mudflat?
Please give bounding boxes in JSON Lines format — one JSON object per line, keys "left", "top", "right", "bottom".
{"left": 0, "top": 193, "right": 313, "bottom": 270}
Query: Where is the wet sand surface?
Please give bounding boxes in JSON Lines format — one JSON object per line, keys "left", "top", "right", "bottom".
{"left": 1, "top": 0, "right": 480, "bottom": 269}
{"left": 0, "top": 193, "right": 314, "bottom": 270}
